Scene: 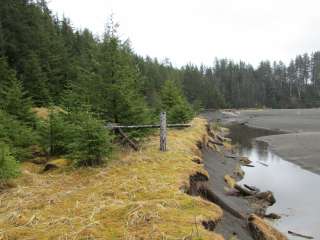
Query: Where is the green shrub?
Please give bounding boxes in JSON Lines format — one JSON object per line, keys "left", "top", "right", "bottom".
{"left": 0, "top": 142, "right": 20, "bottom": 180}
{"left": 160, "top": 80, "right": 194, "bottom": 123}
{"left": 66, "top": 111, "right": 113, "bottom": 166}
{"left": 39, "top": 109, "right": 113, "bottom": 166}
{"left": 0, "top": 110, "right": 39, "bottom": 161}
{"left": 38, "top": 109, "right": 69, "bottom": 156}
{"left": 0, "top": 58, "right": 36, "bottom": 126}
{"left": 167, "top": 103, "right": 194, "bottom": 124}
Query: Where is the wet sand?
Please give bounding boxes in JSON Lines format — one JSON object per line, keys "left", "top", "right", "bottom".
{"left": 202, "top": 112, "right": 274, "bottom": 239}
{"left": 217, "top": 109, "right": 320, "bottom": 175}
{"left": 202, "top": 109, "right": 320, "bottom": 239}
{"left": 203, "top": 149, "right": 254, "bottom": 239}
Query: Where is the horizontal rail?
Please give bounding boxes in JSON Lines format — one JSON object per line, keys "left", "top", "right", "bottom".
{"left": 106, "top": 123, "right": 191, "bottom": 130}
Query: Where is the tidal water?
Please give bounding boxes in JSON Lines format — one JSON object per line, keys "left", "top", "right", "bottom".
{"left": 228, "top": 124, "right": 320, "bottom": 240}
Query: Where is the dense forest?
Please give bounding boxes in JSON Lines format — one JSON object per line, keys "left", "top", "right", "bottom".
{"left": 1, "top": 0, "right": 320, "bottom": 179}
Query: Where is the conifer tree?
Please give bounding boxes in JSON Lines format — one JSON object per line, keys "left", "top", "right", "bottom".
{"left": 21, "top": 52, "right": 50, "bottom": 106}
{"left": 0, "top": 142, "right": 20, "bottom": 180}
{"left": 66, "top": 110, "right": 113, "bottom": 166}
{"left": 0, "top": 21, "right": 4, "bottom": 57}
{"left": 0, "top": 58, "right": 35, "bottom": 124}
{"left": 98, "top": 20, "right": 150, "bottom": 125}
{"left": 0, "top": 110, "right": 38, "bottom": 161}
{"left": 160, "top": 80, "right": 193, "bottom": 123}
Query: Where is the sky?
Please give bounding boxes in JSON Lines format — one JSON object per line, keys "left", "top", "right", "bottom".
{"left": 48, "top": 0, "right": 320, "bottom": 67}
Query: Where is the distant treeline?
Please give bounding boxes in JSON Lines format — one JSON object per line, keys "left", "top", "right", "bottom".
{"left": 1, "top": 0, "right": 320, "bottom": 114}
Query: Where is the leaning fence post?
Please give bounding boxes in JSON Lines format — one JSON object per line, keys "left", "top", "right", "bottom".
{"left": 160, "top": 112, "right": 167, "bottom": 151}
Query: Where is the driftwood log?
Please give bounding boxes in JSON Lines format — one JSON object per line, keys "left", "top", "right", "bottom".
{"left": 216, "top": 134, "right": 226, "bottom": 142}
{"left": 244, "top": 184, "right": 260, "bottom": 192}
{"left": 243, "top": 164, "right": 255, "bottom": 167}
{"left": 258, "top": 161, "right": 269, "bottom": 167}
{"left": 234, "top": 184, "right": 276, "bottom": 205}
{"left": 208, "top": 139, "right": 224, "bottom": 146}
{"left": 288, "top": 231, "right": 314, "bottom": 239}
{"left": 234, "top": 184, "right": 255, "bottom": 196}
{"left": 264, "top": 213, "right": 281, "bottom": 219}
{"left": 225, "top": 154, "right": 238, "bottom": 158}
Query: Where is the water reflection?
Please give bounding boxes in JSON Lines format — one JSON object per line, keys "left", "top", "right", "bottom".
{"left": 228, "top": 124, "right": 320, "bottom": 240}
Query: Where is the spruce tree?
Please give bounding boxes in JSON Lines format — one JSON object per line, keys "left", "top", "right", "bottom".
{"left": 0, "top": 21, "right": 4, "bottom": 57}
{"left": 66, "top": 110, "right": 113, "bottom": 166}
{"left": 21, "top": 52, "right": 50, "bottom": 106}
{"left": 160, "top": 80, "right": 193, "bottom": 123}
{"left": 0, "top": 58, "right": 35, "bottom": 124}
{"left": 0, "top": 142, "right": 20, "bottom": 180}
{"left": 98, "top": 20, "right": 150, "bottom": 125}
{"left": 0, "top": 110, "right": 38, "bottom": 161}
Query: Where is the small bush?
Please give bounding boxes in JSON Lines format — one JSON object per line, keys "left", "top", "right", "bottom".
{"left": 0, "top": 58, "right": 36, "bottom": 126}
{"left": 160, "top": 80, "right": 194, "bottom": 123}
{"left": 0, "top": 142, "right": 20, "bottom": 180}
{"left": 66, "top": 111, "right": 113, "bottom": 166}
{"left": 39, "top": 109, "right": 113, "bottom": 167}
{"left": 38, "top": 109, "right": 69, "bottom": 156}
{"left": 167, "top": 102, "right": 194, "bottom": 123}
{"left": 0, "top": 110, "right": 39, "bottom": 161}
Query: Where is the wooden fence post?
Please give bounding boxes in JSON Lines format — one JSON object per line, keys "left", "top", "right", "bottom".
{"left": 160, "top": 112, "right": 167, "bottom": 151}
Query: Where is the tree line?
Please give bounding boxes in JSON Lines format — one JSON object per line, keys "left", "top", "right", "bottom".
{"left": 2, "top": 1, "right": 320, "bottom": 111}
{"left": 0, "top": 0, "right": 320, "bottom": 180}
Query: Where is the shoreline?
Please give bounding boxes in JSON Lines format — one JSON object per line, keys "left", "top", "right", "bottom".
{"left": 204, "top": 109, "right": 320, "bottom": 175}
{"left": 202, "top": 115, "right": 287, "bottom": 240}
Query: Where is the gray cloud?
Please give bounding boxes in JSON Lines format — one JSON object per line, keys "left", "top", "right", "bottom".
{"left": 49, "top": 0, "right": 320, "bottom": 67}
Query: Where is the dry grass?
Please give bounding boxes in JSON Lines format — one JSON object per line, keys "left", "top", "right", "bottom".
{"left": 32, "top": 107, "right": 65, "bottom": 119}
{"left": 224, "top": 175, "right": 236, "bottom": 189}
{"left": 0, "top": 118, "right": 223, "bottom": 240}
{"left": 248, "top": 214, "right": 288, "bottom": 240}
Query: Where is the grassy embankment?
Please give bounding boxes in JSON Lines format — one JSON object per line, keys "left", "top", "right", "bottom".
{"left": 0, "top": 117, "right": 224, "bottom": 239}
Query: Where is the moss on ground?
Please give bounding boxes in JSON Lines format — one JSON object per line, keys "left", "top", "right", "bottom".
{"left": 0, "top": 118, "right": 223, "bottom": 240}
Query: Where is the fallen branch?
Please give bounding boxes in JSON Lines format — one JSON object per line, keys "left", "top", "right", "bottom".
{"left": 224, "top": 154, "right": 238, "bottom": 158}
{"left": 244, "top": 184, "right": 260, "bottom": 192}
{"left": 243, "top": 164, "right": 255, "bottom": 167}
{"left": 255, "top": 191, "right": 276, "bottom": 205}
{"left": 258, "top": 161, "right": 269, "bottom": 167}
{"left": 208, "top": 140, "right": 223, "bottom": 146}
{"left": 116, "top": 128, "right": 139, "bottom": 151}
{"left": 216, "top": 134, "right": 225, "bottom": 142}
{"left": 288, "top": 231, "right": 314, "bottom": 239}
{"left": 234, "top": 184, "right": 255, "bottom": 196}
{"left": 264, "top": 213, "right": 281, "bottom": 219}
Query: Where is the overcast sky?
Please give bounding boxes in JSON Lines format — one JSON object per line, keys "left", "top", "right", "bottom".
{"left": 48, "top": 0, "right": 320, "bottom": 67}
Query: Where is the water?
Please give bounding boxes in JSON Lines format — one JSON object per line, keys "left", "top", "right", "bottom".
{"left": 228, "top": 124, "right": 320, "bottom": 240}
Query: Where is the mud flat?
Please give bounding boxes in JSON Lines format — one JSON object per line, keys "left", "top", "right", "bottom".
{"left": 208, "top": 109, "right": 320, "bottom": 175}
{"left": 257, "top": 132, "right": 320, "bottom": 175}
{"left": 202, "top": 109, "right": 320, "bottom": 239}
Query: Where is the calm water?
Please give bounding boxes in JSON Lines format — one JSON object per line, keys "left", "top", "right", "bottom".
{"left": 228, "top": 124, "right": 320, "bottom": 240}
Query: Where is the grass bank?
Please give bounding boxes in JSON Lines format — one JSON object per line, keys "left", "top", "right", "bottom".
{"left": 0, "top": 118, "right": 223, "bottom": 240}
